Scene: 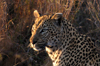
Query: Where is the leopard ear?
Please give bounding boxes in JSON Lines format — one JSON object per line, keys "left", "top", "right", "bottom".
{"left": 34, "top": 10, "right": 40, "bottom": 18}
{"left": 51, "top": 13, "right": 62, "bottom": 26}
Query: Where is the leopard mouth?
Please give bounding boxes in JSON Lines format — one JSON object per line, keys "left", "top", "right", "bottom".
{"left": 29, "top": 43, "right": 46, "bottom": 51}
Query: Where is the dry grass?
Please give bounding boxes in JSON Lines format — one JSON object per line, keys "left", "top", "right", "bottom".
{"left": 0, "top": 0, "right": 100, "bottom": 66}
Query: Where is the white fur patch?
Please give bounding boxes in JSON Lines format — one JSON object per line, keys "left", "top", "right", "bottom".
{"left": 29, "top": 43, "right": 41, "bottom": 51}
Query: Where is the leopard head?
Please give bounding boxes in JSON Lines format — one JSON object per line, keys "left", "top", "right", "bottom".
{"left": 29, "top": 10, "right": 63, "bottom": 51}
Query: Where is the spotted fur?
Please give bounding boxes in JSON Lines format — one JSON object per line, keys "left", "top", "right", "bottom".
{"left": 29, "top": 10, "right": 100, "bottom": 66}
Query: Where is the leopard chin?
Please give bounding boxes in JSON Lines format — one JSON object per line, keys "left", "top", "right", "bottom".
{"left": 29, "top": 43, "right": 42, "bottom": 51}
{"left": 29, "top": 43, "right": 48, "bottom": 51}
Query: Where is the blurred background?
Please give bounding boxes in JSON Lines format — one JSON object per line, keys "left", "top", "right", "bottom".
{"left": 0, "top": 0, "right": 100, "bottom": 66}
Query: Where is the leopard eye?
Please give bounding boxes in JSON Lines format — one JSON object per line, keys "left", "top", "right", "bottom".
{"left": 40, "top": 29, "right": 48, "bottom": 33}
{"left": 40, "top": 29, "right": 44, "bottom": 33}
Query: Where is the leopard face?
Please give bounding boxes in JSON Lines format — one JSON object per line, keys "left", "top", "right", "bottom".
{"left": 29, "top": 10, "right": 63, "bottom": 52}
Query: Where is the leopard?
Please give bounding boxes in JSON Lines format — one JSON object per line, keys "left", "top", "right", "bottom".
{"left": 29, "top": 10, "right": 100, "bottom": 66}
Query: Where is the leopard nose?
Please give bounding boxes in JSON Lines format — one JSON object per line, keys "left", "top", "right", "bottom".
{"left": 33, "top": 40, "right": 37, "bottom": 44}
